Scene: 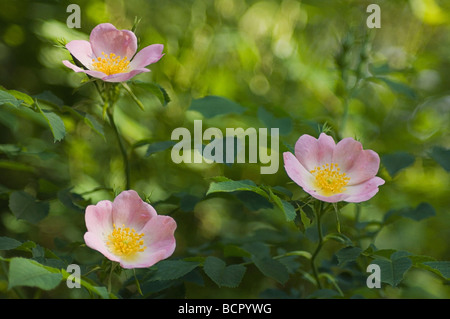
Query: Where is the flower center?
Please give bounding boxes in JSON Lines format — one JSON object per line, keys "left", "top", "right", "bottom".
{"left": 106, "top": 224, "right": 146, "bottom": 259}
{"left": 310, "top": 163, "right": 350, "bottom": 195}
{"left": 91, "top": 52, "right": 130, "bottom": 75}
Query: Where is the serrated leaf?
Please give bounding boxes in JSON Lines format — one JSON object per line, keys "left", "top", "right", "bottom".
{"left": 203, "top": 256, "right": 246, "bottom": 288}
{"left": 422, "top": 261, "right": 450, "bottom": 279}
{"left": 381, "top": 151, "right": 415, "bottom": 177}
{"left": 252, "top": 255, "right": 289, "bottom": 285}
{"left": 189, "top": 95, "right": 245, "bottom": 118}
{"left": 9, "top": 191, "right": 50, "bottom": 223}
{"left": 336, "top": 246, "right": 362, "bottom": 266}
{"left": 371, "top": 251, "right": 412, "bottom": 287}
{"left": 132, "top": 82, "right": 170, "bottom": 106}
{"left": 36, "top": 102, "right": 66, "bottom": 142}
{"left": 62, "top": 106, "right": 104, "bottom": 139}
{"left": 8, "top": 257, "right": 62, "bottom": 291}
{"left": 0, "top": 237, "right": 22, "bottom": 250}
{"left": 146, "top": 260, "right": 200, "bottom": 282}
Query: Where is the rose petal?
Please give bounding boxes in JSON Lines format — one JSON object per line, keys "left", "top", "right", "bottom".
{"left": 303, "top": 190, "right": 349, "bottom": 203}
{"left": 332, "top": 137, "right": 363, "bottom": 172}
{"left": 85, "top": 200, "right": 113, "bottom": 233}
{"left": 84, "top": 200, "right": 118, "bottom": 262}
{"left": 294, "top": 133, "right": 335, "bottom": 172}
{"left": 84, "top": 232, "right": 120, "bottom": 264}
{"left": 283, "top": 152, "right": 314, "bottom": 190}
{"left": 129, "top": 44, "right": 164, "bottom": 69}
{"left": 102, "top": 68, "right": 150, "bottom": 83}
{"left": 120, "top": 215, "right": 177, "bottom": 269}
{"left": 65, "top": 40, "right": 95, "bottom": 69}
{"left": 62, "top": 60, "right": 107, "bottom": 79}
{"left": 111, "top": 190, "right": 156, "bottom": 231}
{"left": 345, "top": 150, "right": 381, "bottom": 185}
{"left": 343, "top": 177, "right": 385, "bottom": 203}
{"left": 90, "top": 23, "right": 137, "bottom": 59}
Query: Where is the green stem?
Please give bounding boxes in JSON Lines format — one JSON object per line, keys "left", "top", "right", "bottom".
{"left": 93, "top": 81, "right": 131, "bottom": 190}
{"left": 108, "top": 262, "right": 118, "bottom": 294}
{"left": 121, "top": 82, "right": 145, "bottom": 111}
{"left": 107, "top": 108, "right": 131, "bottom": 190}
{"left": 310, "top": 202, "right": 324, "bottom": 289}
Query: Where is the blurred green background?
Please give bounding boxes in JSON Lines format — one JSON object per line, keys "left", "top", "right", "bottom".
{"left": 0, "top": 0, "right": 449, "bottom": 298}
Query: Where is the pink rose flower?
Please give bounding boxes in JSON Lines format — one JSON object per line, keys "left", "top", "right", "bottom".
{"left": 283, "top": 133, "right": 385, "bottom": 203}
{"left": 63, "top": 23, "right": 164, "bottom": 82}
{"left": 84, "top": 190, "right": 176, "bottom": 269}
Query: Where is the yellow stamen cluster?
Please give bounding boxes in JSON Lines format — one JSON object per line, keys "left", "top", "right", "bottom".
{"left": 106, "top": 224, "right": 146, "bottom": 259}
{"left": 91, "top": 52, "right": 130, "bottom": 75}
{"left": 310, "top": 163, "right": 350, "bottom": 195}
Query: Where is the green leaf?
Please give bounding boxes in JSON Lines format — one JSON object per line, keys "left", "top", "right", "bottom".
{"left": 132, "top": 81, "right": 171, "bottom": 106}
{"left": 336, "top": 246, "right": 362, "bottom": 266}
{"left": 400, "top": 202, "right": 436, "bottom": 221}
{"left": 265, "top": 186, "right": 296, "bottom": 221}
{"left": 60, "top": 269, "right": 111, "bottom": 299}
{"left": 0, "top": 237, "right": 22, "bottom": 251}
{"left": 57, "top": 189, "right": 85, "bottom": 213}
{"left": 280, "top": 200, "right": 296, "bottom": 222}
{"left": 252, "top": 255, "right": 289, "bottom": 285}
{"left": 257, "top": 107, "right": 292, "bottom": 136}
{"left": 244, "top": 242, "right": 289, "bottom": 284}
{"left": 189, "top": 95, "right": 245, "bottom": 118}
{"left": 7, "top": 89, "right": 34, "bottom": 106}
{"left": 371, "top": 251, "right": 412, "bottom": 287}
{"left": 62, "top": 106, "right": 104, "bottom": 139}
{"left": 146, "top": 260, "right": 200, "bottom": 281}
{"left": 36, "top": 102, "right": 66, "bottom": 142}
{"left": 422, "top": 261, "right": 450, "bottom": 279}
{"left": 8, "top": 257, "right": 62, "bottom": 291}
{"left": 84, "top": 113, "right": 105, "bottom": 138}
{"left": 384, "top": 202, "right": 436, "bottom": 223}
{"left": 145, "top": 141, "right": 177, "bottom": 157}
{"left": 0, "top": 90, "right": 23, "bottom": 108}
{"left": 206, "top": 179, "right": 268, "bottom": 199}
{"left": 429, "top": 146, "right": 450, "bottom": 172}
{"left": 9, "top": 191, "right": 50, "bottom": 223}
{"left": 223, "top": 245, "right": 252, "bottom": 258}
{"left": 203, "top": 256, "right": 246, "bottom": 288}
{"left": 381, "top": 151, "right": 415, "bottom": 177}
